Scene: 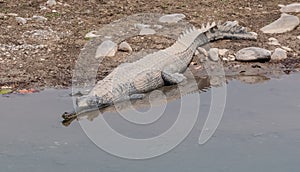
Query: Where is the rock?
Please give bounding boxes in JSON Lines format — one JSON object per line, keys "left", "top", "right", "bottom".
{"left": 40, "top": 6, "right": 47, "bottom": 10}
{"left": 159, "top": 13, "right": 186, "bottom": 23}
{"left": 46, "top": 0, "right": 56, "bottom": 6}
{"left": 236, "top": 47, "right": 271, "bottom": 62}
{"left": 95, "top": 40, "right": 117, "bottom": 58}
{"left": 271, "top": 48, "right": 287, "bottom": 61}
{"left": 297, "top": 36, "right": 300, "bottom": 40}
{"left": 218, "top": 49, "right": 229, "bottom": 56}
{"left": 196, "top": 47, "right": 208, "bottom": 57}
{"left": 281, "top": 46, "right": 292, "bottom": 52}
{"left": 0, "top": 13, "right": 6, "bottom": 20}
{"left": 7, "top": 13, "right": 18, "bottom": 17}
{"left": 154, "top": 25, "right": 163, "bottom": 29}
{"left": 32, "top": 15, "right": 47, "bottom": 22}
{"left": 85, "top": 31, "right": 100, "bottom": 39}
{"left": 15, "top": 17, "right": 27, "bottom": 25}
{"left": 134, "top": 23, "right": 150, "bottom": 29}
{"left": 267, "top": 37, "right": 280, "bottom": 46}
{"left": 118, "top": 41, "right": 132, "bottom": 52}
{"left": 279, "top": 3, "right": 300, "bottom": 13}
{"left": 260, "top": 13, "right": 300, "bottom": 34}
{"left": 228, "top": 55, "right": 236, "bottom": 61}
{"left": 208, "top": 48, "right": 219, "bottom": 62}
{"left": 139, "top": 28, "right": 156, "bottom": 35}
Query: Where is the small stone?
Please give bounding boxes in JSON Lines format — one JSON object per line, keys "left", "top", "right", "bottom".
{"left": 32, "top": 15, "right": 47, "bottom": 22}
{"left": 118, "top": 41, "right": 132, "bottom": 52}
{"left": 46, "top": 0, "right": 56, "bottom": 6}
{"left": 236, "top": 47, "right": 271, "bottom": 62}
{"left": 297, "top": 36, "right": 300, "bottom": 40}
{"left": 95, "top": 40, "right": 117, "bottom": 58}
{"left": 208, "top": 48, "right": 219, "bottom": 62}
{"left": 15, "top": 17, "right": 27, "bottom": 24}
{"left": 139, "top": 28, "right": 156, "bottom": 35}
{"left": 196, "top": 47, "right": 208, "bottom": 57}
{"left": 154, "top": 25, "right": 163, "bottom": 29}
{"left": 134, "top": 23, "right": 150, "bottom": 29}
{"left": 281, "top": 46, "right": 292, "bottom": 52}
{"left": 7, "top": 13, "right": 18, "bottom": 17}
{"left": 218, "top": 49, "right": 229, "bottom": 56}
{"left": 85, "top": 31, "right": 100, "bottom": 39}
{"left": 0, "top": 13, "right": 5, "bottom": 17}
{"left": 271, "top": 48, "right": 287, "bottom": 61}
{"left": 159, "top": 13, "right": 186, "bottom": 23}
{"left": 260, "top": 13, "right": 300, "bottom": 34}
{"left": 40, "top": 6, "right": 47, "bottom": 10}
{"left": 280, "top": 3, "right": 300, "bottom": 13}
{"left": 267, "top": 37, "right": 281, "bottom": 46}
{"left": 228, "top": 55, "right": 236, "bottom": 61}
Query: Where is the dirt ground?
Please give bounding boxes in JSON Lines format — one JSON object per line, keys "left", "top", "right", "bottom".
{"left": 0, "top": 0, "right": 299, "bottom": 90}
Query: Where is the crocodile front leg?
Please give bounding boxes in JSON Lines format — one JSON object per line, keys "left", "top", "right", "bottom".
{"left": 162, "top": 64, "right": 187, "bottom": 85}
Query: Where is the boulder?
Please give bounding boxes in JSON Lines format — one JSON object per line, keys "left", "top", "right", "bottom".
{"left": 236, "top": 47, "right": 271, "bottom": 62}
{"left": 208, "top": 48, "right": 219, "bottom": 62}
{"left": 279, "top": 3, "right": 300, "bottom": 13}
{"left": 271, "top": 48, "right": 287, "bottom": 61}
{"left": 260, "top": 13, "right": 299, "bottom": 33}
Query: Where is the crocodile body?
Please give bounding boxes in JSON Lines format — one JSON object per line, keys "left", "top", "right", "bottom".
{"left": 75, "top": 21, "right": 257, "bottom": 112}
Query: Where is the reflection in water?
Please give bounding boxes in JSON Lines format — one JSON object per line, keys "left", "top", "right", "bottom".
{"left": 235, "top": 75, "right": 270, "bottom": 84}
{"left": 62, "top": 74, "right": 270, "bottom": 126}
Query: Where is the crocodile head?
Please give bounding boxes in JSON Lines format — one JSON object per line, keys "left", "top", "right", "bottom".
{"left": 76, "top": 95, "right": 110, "bottom": 112}
{"left": 205, "top": 21, "right": 258, "bottom": 41}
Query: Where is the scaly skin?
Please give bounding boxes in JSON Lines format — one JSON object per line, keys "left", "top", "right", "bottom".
{"left": 63, "top": 21, "right": 257, "bottom": 119}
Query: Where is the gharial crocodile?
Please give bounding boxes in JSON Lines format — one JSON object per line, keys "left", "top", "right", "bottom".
{"left": 62, "top": 21, "right": 257, "bottom": 119}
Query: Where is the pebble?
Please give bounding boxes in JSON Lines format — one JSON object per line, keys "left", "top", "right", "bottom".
{"left": 85, "top": 31, "right": 100, "bottom": 39}
{"left": 134, "top": 23, "right": 150, "bottom": 29}
{"left": 95, "top": 40, "right": 117, "bottom": 58}
{"left": 32, "top": 15, "right": 47, "bottom": 22}
{"left": 208, "top": 48, "right": 219, "bottom": 62}
{"left": 260, "top": 13, "right": 300, "bottom": 33}
{"left": 279, "top": 3, "right": 300, "bottom": 13}
{"left": 0, "top": 13, "right": 5, "bottom": 17}
{"left": 297, "top": 36, "right": 300, "bottom": 40}
{"left": 118, "top": 41, "right": 132, "bottom": 52}
{"left": 228, "top": 55, "right": 236, "bottom": 61}
{"left": 271, "top": 48, "right": 287, "bottom": 61}
{"left": 7, "top": 13, "right": 18, "bottom": 17}
{"left": 236, "top": 47, "right": 271, "bottom": 62}
{"left": 139, "top": 28, "right": 156, "bottom": 35}
{"left": 281, "top": 46, "right": 292, "bottom": 52}
{"left": 218, "top": 49, "right": 229, "bottom": 56}
{"left": 46, "top": 0, "right": 57, "bottom": 6}
{"left": 15, "top": 17, "right": 27, "bottom": 24}
{"left": 159, "top": 13, "right": 186, "bottom": 23}
{"left": 40, "top": 6, "right": 47, "bottom": 10}
{"left": 196, "top": 47, "right": 208, "bottom": 57}
{"left": 267, "top": 37, "right": 280, "bottom": 46}
{"left": 154, "top": 25, "right": 163, "bottom": 29}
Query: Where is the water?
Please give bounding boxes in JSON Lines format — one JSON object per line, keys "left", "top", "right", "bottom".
{"left": 1, "top": 73, "right": 300, "bottom": 171}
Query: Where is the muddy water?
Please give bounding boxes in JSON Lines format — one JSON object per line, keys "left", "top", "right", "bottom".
{"left": 1, "top": 74, "right": 300, "bottom": 172}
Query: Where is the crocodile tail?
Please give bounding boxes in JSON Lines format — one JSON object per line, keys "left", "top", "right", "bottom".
{"left": 166, "top": 22, "right": 216, "bottom": 53}
{"left": 205, "top": 21, "right": 258, "bottom": 41}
